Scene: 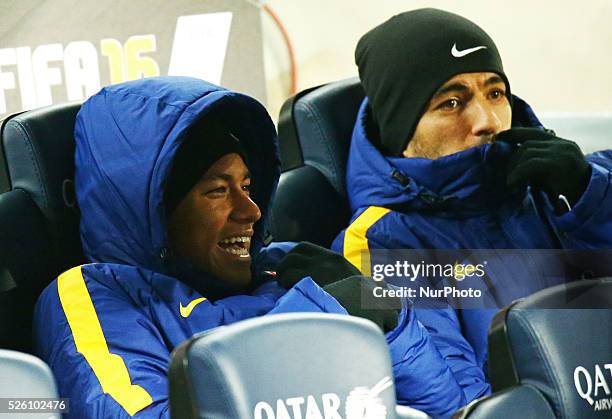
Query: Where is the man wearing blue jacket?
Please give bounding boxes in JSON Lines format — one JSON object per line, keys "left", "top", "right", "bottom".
{"left": 34, "top": 77, "right": 474, "bottom": 418}
{"left": 332, "top": 7, "right": 612, "bottom": 411}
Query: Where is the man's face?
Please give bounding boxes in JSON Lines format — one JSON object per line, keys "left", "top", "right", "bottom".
{"left": 167, "top": 153, "right": 261, "bottom": 288}
{"left": 403, "top": 72, "right": 512, "bottom": 159}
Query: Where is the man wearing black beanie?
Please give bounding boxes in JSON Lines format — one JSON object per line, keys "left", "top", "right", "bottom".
{"left": 356, "top": 8, "right": 510, "bottom": 158}
{"left": 354, "top": 8, "right": 591, "bottom": 211}
{"left": 331, "top": 7, "right": 612, "bottom": 416}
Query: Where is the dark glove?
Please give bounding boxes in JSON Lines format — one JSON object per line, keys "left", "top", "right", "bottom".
{"left": 276, "top": 242, "right": 361, "bottom": 289}
{"left": 323, "top": 275, "right": 400, "bottom": 333}
{"left": 496, "top": 128, "right": 591, "bottom": 212}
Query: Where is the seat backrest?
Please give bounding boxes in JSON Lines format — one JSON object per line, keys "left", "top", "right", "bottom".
{"left": 0, "top": 349, "right": 62, "bottom": 418}
{"left": 268, "top": 78, "right": 364, "bottom": 247}
{"left": 488, "top": 278, "right": 612, "bottom": 418}
{"left": 169, "top": 313, "right": 399, "bottom": 419}
{"left": 454, "top": 385, "right": 555, "bottom": 419}
{"left": 0, "top": 102, "right": 84, "bottom": 351}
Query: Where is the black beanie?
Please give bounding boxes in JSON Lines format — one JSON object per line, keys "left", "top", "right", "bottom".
{"left": 356, "top": 8, "right": 511, "bottom": 156}
{"left": 164, "top": 117, "right": 248, "bottom": 216}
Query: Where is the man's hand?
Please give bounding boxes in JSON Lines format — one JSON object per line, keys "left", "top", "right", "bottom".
{"left": 495, "top": 128, "right": 591, "bottom": 211}
{"left": 276, "top": 242, "right": 361, "bottom": 289}
{"left": 323, "top": 276, "right": 400, "bottom": 333}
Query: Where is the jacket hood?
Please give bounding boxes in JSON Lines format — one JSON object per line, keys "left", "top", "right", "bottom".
{"left": 346, "top": 95, "right": 544, "bottom": 216}
{"left": 74, "top": 77, "right": 280, "bottom": 275}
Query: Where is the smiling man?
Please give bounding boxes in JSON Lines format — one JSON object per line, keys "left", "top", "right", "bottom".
{"left": 33, "top": 78, "right": 291, "bottom": 418}
{"left": 333, "top": 7, "right": 612, "bottom": 410}
{"left": 164, "top": 121, "right": 260, "bottom": 291}
{"left": 167, "top": 152, "right": 257, "bottom": 283}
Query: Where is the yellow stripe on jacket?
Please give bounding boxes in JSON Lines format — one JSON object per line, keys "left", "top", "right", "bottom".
{"left": 343, "top": 206, "right": 391, "bottom": 276}
{"left": 57, "top": 265, "right": 153, "bottom": 416}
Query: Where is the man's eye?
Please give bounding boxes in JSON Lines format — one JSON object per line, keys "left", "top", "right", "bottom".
{"left": 490, "top": 89, "right": 505, "bottom": 100}
{"left": 207, "top": 186, "right": 227, "bottom": 194}
{"left": 242, "top": 184, "right": 251, "bottom": 194}
{"left": 439, "top": 99, "right": 460, "bottom": 110}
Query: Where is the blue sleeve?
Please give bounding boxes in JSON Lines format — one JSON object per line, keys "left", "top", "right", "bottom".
{"left": 387, "top": 305, "right": 490, "bottom": 418}
{"left": 267, "top": 277, "right": 348, "bottom": 315}
{"left": 34, "top": 267, "right": 170, "bottom": 419}
{"left": 548, "top": 159, "right": 612, "bottom": 248}
{"left": 412, "top": 309, "right": 491, "bottom": 401}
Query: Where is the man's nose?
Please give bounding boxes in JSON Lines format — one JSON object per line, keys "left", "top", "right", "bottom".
{"left": 469, "top": 99, "right": 502, "bottom": 139}
{"left": 231, "top": 190, "right": 261, "bottom": 224}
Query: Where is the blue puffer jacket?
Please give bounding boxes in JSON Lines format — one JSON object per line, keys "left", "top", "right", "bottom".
{"left": 333, "top": 96, "right": 612, "bottom": 411}
{"left": 34, "top": 78, "right": 471, "bottom": 418}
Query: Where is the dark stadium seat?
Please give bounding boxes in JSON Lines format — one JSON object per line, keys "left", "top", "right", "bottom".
{"left": 0, "top": 102, "right": 84, "bottom": 352}
{"left": 455, "top": 278, "right": 612, "bottom": 418}
{"left": 169, "top": 312, "right": 430, "bottom": 419}
{"left": 267, "top": 78, "right": 364, "bottom": 247}
{"left": 454, "top": 385, "right": 555, "bottom": 419}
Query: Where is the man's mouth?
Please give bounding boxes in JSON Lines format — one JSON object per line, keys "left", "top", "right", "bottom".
{"left": 218, "top": 236, "right": 251, "bottom": 258}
